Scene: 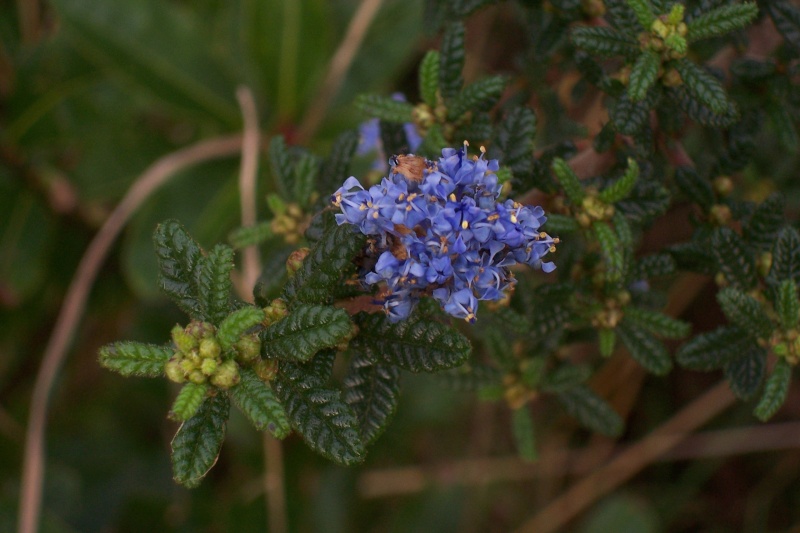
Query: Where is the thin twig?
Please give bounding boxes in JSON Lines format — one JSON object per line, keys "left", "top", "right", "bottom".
{"left": 294, "top": 0, "right": 385, "bottom": 144}
{"left": 17, "top": 134, "right": 243, "bottom": 533}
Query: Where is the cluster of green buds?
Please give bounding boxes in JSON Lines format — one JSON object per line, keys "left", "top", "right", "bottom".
{"left": 573, "top": 191, "right": 616, "bottom": 228}
{"left": 590, "top": 290, "right": 632, "bottom": 329}
{"left": 770, "top": 329, "right": 800, "bottom": 365}
{"left": 412, "top": 96, "right": 454, "bottom": 140}
{"left": 165, "top": 321, "right": 260, "bottom": 389}
{"left": 638, "top": 4, "right": 688, "bottom": 87}
{"left": 268, "top": 193, "right": 311, "bottom": 245}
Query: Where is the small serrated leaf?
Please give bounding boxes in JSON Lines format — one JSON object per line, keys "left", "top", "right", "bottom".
{"left": 770, "top": 226, "right": 800, "bottom": 284}
{"left": 551, "top": 158, "right": 585, "bottom": 204}
{"left": 776, "top": 279, "right": 800, "bottom": 331}
{"left": 419, "top": 50, "right": 441, "bottom": 108}
{"left": 261, "top": 305, "right": 353, "bottom": 362}
{"left": 630, "top": 253, "right": 676, "bottom": 281}
{"left": 717, "top": 287, "right": 774, "bottom": 341}
{"left": 293, "top": 152, "right": 320, "bottom": 208}
{"left": 723, "top": 346, "right": 766, "bottom": 401}
{"left": 217, "top": 306, "right": 265, "bottom": 351}
{"left": 686, "top": 2, "right": 758, "bottom": 42}
{"left": 674, "top": 166, "right": 715, "bottom": 209}
{"left": 169, "top": 382, "right": 209, "bottom": 421}
{"left": 617, "top": 320, "right": 673, "bottom": 375}
{"left": 171, "top": 394, "right": 229, "bottom": 488}
{"left": 624, "top": 307, "right": 691, "bottom": 338}
{"left": 153, "top": 220, "right": 205, "bottom": 320}
{"left": 754, "top": 358, "right": 792, "bottom": 421}
{"left": 495, "top": 107, "right": 537, "bottom": 177}
{"left": 344, "top": 351, "right": 401, "bottom": 445}
{"left": 628, "top": 50, "right": 660, "bottom": 102}
{"left": 712, "top": 227, "right": 757, "bottom": 290}
{"left": 447, "top": 75, "right": 507, "bottom": 119}
{"left": 743, "top": 193, "right": 786, "bottom": 251}
{"left": 541, "top": 364, "right": 591, "bottom": 392}
{"left": 611, "top": 92, "right": 650, "bottom": 135}
{"left": 99, "top": 342, "right": 171, "bottom": 377}
{"left": 354, "top": 94, "right": 414, "bottom": 123}
{"left": 198, "top": 244, "right": 234, "bottom": 325}
{"left": 674, "top": 59, "right": 731, "bottom": 115}
{"left": 599, "top": 158, "right": 640, "bottom": 204}
{"left": 512, "top": 407, "right": 538, "bottom": 462}
{"left": 481, "top": 327, "right": 516, "bottom": 371}
{"left": 556, "top": 385, "right": 623, "bottom": 437}
{"left": 352, "top": 312, "right": 472, "bottom": 373}
{"left": 625, "top": 0, "right": 656, "bottom": 28}
{"left": 230, "top": 369, "right": 290, "bottom": 438}
{"left": 571, "top": 26, "right": 638, "bottom": 57}
{"left": 677, "top": 326, "right": 753, "bottom": 370}
{"left": 439, "top": 22, "right": 466, "bottom": 99}
{"left": 594, "top": 221, "right": 625, "bottom": 284}
{"left": 764, "top": 0, "right": 800, "bottom": 50}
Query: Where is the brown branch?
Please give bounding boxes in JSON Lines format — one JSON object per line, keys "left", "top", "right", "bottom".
{"left": 17, "top": 134, "right": 243, "bottom": 533}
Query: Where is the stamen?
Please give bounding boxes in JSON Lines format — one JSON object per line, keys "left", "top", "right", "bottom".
{"left": 461, "top": 220, "right": 469, "bottom": 229}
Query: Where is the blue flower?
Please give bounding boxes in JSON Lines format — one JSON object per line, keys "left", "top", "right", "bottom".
{"left": 332, "top": 145, "right": 558, "bottom": 322}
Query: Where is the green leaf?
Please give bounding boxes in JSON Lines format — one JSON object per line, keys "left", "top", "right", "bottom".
{"left": 677, "top": 326, "right": 753, "bottom": 370}
{"left": 419, "top": 50, "right": 441, "bottom": 108}
{"left": 198, "top": 244, "right": 234, "bottom": 325}
{"left": 686, "top": 3, "right": 758, "bottom": 42}
{"left": 439, "top": 22, "right": 466, "bottom": 99}
{"left": 169, "top": 383, "right": 209, "bottom": 422}
{"left": 293, "top": 152, "right": 320, "bottom": 208}
{"left": 776, "top": 279, "right": 800, "bottom": 331}
{"left": 98, "top": 342, "right": 171, "bottom": 377}
{"left": 617, "top": 321, "right": 673, "bottom": 375}
{"left": 625, "top": 0, "right": 655, "bottom": 28}
{"left": 599, "top": 328, "right": 616, "bottom": 357}
{"left": 712, "top": 227, "right": 757, "bottom": 290}
{"left": 228, "top": 222, "right": 274, "bottom": 250}
{"left": 512, "top": 407, "right": 538, "bottom": 462}
{"left": 556, "top": 385, "right": 623, "bottom": 437}
{"left": 352, "top": 312, "right": 472, "bottom": 373}
{"left": 318, "top": 130, "right": 359, "bottom": 198}
{"left": 551, "top": 157, "right": 585, "bottom": 204}
{"left": 616, "top": 181, "right": 670, "bottom": 225}
{"left": 594, "top": 221, "right": 625, "bottom": 284}
{"left": 544, "top": 214, "right": 580, "bottom": 234}
{"left": 171, "top": 394, "right": 229, "bottom": 488}
{"left": 437, "top": 364, "right": 504, "bottom": 392}
{"left": 571, "top": 26, "right": 637, "bottom": 57}
{"left": 723, "top": 347, "right": 766, "bottom": 401}
{"left": 630, "top": 253, "right": 676, "bottom": 281}
{"left": 674, "top": 166, "right": 714, "bottom": 209}
{"left": 668, "top": 85, "right": 740, "bottom": 127}
{"left": 717, "top": 287, "right": 774, "bottom": 341}
{"left": 274, "top": 358, "right": 365, "bottom": 465}
{"left": 611, "top": 92, "right": 650, "bottom": 135}
{"left": 481, "top": 327, "right": 517, "bottom": 371}
{"left": 743, "top": 193, "right": 786, "bottom": 251}
{"left": 768, "top": 101, "right": 800, "bottom": 152}
{"left": 624, "top": 307, "right": 691, "bottom": 338}
{"left": 599, "top": 158, "right": 640, "bottom": 204}
{"left": 541, "top": 364, "right": 591, "bottom": 392}
{"left": 770, "top": 226, "right": 800, "bottom": 284}
{"left": 489, "top": 306, "right": 532, "bottom": 336}
{"left": 628, "top": 50, "right": 660, "bottom": 102}
{"left": 217, "top": 306, "right": 265, "bottom": 351}
{"left": 230, "top": 368, "right": 290, "bottom": 438}
{"left": 261, "top": 305, "right": 353, "bottom": 362}
{"left": 520, "top": 358, "right": 548, "bottom": 389}
{"left": 754, "top": 358, "right": 792, "bottom": 421}
{"left": 153, "top": 219, "right": 205, "bottom": 320}
{"left": 269, "top": 136, "right": 293, "bottom": 201}
{"left": 282, "top": 216, "right": 366, "bottom": 305}
{"left": 674, "top": 59, "right": 731, "bottom": 115}
{"left": 495, "top": 107, "right": 537, "bottom": 177}
{"left": 447, "top": 75, "right": 507, "bottom": 119}
{"left": 344, "top": 351, "right": 401, "bottom": 445}
{"left": 765, "top": 0, "right": 800, "bottom": 50}
{"left": 417, "top": 124, "right": 449, "bottom": 158}
{"left": 354, "top": 94, "right": 414, "bottom": 123}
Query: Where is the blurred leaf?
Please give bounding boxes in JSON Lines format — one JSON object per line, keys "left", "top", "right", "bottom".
{"left": 716, "top": 287, "right": 773, "bottom": 340}
{"left": 686, "top": 3, "right": 758, "bottom": 42}
{"left": 628, "top": 51, "right": 659, "bottom": 102}
{"left": 261, "top": 305, "right": 354, "bottom": 362}
{"left": 171, "top": 393, "right": 229, "bottom": 488}
{"left": 623, "top": 307, "right": 691, "bottom": 338}
{"left": 541, "top": 364, "right": 591, "bottom": 392}
{"left": 354, "top": 94, "right": 414, "bottom": 123}
{"left": 769, "top": 226, "right": 800, "bottom": 284}
{"left": 776, "top": 279, "right": 800, "bottom": 331}
{"left": 765, "top": 0, "right": 800, "bottom": 50}
{"left": 723, "top": 347, "right": 766, "bottom": 401}
{"left": 754, "top": 358, "right": 792, "bottom": 421}
{"left": 594, "top": 221, "right": 625, "bottom": 283}
{"left": 447, "top": 75, "right": 507, "bottom": 119}
{"left": 419, "top": 50, "right": 440, "bottom": 108}
{"left": 556, "top": 385, "right": 623, "bottom": 437}
{"left": 439, "top": 22, "right": 465, "bottom": 100}
{"left": 712, "top": 227, "right": 756, "bottom": 290}
{"left": 571, "top": 26, "right": 637, "bottom": 57}
{"left": 230, "top": 368, "right": 290, "bottom": 438}
{"left": 677, "top": 326, "right": 752, "bottom": 370}
{"left": 617, "top": 321, "right": 673, "bottom": 375}
{"left": 674, "top": 166, "right": 714, "bottom": 209}
{"left": 344, "top": 351, "right": 401, "bottom": 445}
{"left": 552, "top": 157, "right": 585, "bottom": 204}
{"left": 512, "top": 407, "right": 538, "bottom": 462}
{"left": 581, "top": 494, "right": 660, "bottom": 533}
{"left": 674, "top": 59, "right": 730, "bottom": 115}
{"left": 318, "top": 129, "right": 359, "bottom": 198}
{"left": 743, "top": 193, "right": 785, "bottom": 251}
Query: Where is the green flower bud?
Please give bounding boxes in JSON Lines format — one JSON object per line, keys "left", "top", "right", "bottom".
{"left": 186, "top": 321, "right": 215, "bottom": 340}
{"left": 180, "top": 358, "right": 196, "bottom": 374}
{"left": 211, "top": 360, "right": 240, "bottom": 389}
{"left": 234, "top": 333, "right": 261, "bottom": 364}
{"left": 199, "top": 337, "right": 222, "bottom": 359}
{"left": 263, "top": 299, "right": 289, "bottom": 326}
{"left": 165, "top": 359, "right": 186, "bottom": 383}
{"left": 200, "top": 358, "right": 218, "bottom": 376}
{"left": 667, "top": 4, "right": 684, "bottom": 25}
{"left": 254, "top": 359, "right": 279, "bottom": 382}
{"left": 188, "top": 370, "right": 207, "bottom": 385}
{"left": 651, "top": 19, "right": 669, "bottom": 39}
{"left": 171, "top": 324, "right": 197, "bottom": 353}
{"left": 286, "top": 248, "right": 310, "bottom": 277}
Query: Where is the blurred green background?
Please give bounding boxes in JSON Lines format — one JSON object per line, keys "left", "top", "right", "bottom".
{"left": 2, "top": 1, "right": 800, "bottom": 532}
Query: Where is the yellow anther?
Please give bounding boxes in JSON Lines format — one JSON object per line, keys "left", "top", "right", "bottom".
{"left": 461, "top": 220, "right": 469, "bottom": 229}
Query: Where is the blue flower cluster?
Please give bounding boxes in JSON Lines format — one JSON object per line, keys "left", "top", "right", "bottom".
{"left": 331, "top": 145, "right": 557, "bottom": 323}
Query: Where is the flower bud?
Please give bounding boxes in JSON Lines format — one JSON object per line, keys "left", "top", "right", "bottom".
{"left": 254, "top": 359, "right": 279, "bottom": 382}
{"left": 713, "top": 176, "right": 734, "bottom": 197}
{"left": 709, "top": 204, "right": 732, "bottom": 226}
{"left": 286, "top": 248, "right": 310, "bottom": 277}
{"left": 188, "top": 370, "right": 207, "bottom": 385}
{"left": 263, "top": 299, "right": 289, "bottom": 326}
{"left": 199, "top": 337, "right": 222, "bottom": 359}
{"left": 234, "top": 333, "right": 261, "bottom": 364}
{"left": 171, "top": 324, "right": 197, "bottom": 353}
{"left": 180, "top": 358, "right": 196, "bottom": 374}
{"left": 165, "top": 359, "right": 186, "bottom": 383}
{"left": 200, "top": 358, "right": 218, "bottom": 376}
{"left": 211, "top": 360, "right": 240, "bottom": 389}
{"left": 186, "top": 321, "right": 215, "bottom": 340}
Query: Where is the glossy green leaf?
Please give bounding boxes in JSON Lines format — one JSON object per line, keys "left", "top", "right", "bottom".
{"left": 171, "top": 393, "right": 229, "bottom": 488}
{"left": 439, "top": 22, "right": 465, "bottom": 99}
{"left": 717, "top": 287, "right": 774, "bottom": 341}
{"left": 611, "top": 92, "right": 650, "bottom": 135}
{"left": 571, "top": 26, "right": 637, "bottom": 57}
{"left": 723, "top": 347, "right": 766, "bottom": 401}
{"left": 153, "top": 219, "right": 205, "bottom": 320}
{"left": 628, "top": 51, "right": 659, "bottom": 102}
{"left": 594, "top": 221, "right": 625, "bottom": 283}
{"left": 261, "top": 305, "right": 353, "bottom": 362}
{"left": 352, "top": 312, "right": 472, "bottom": 373}
{"left": 447, "top": 75, "right": 507, "bottom": 119}
{"left": 198, "top": 244, "right": 234, "bottom": 325}
{"left": 344, "top": 351, "right": 401, "bottom": 445}
{"left": 495, "top": 106, "right": 537, "bottom": 177}
{"left": 599, "top": 158, "right": 640, "bottom": 204}
{"left": 686, "top": 2, "right": 758, "bottom": 42}
{"left": 230, "top": 368, "right": 290, "bottom": 438}
{"left": 624, "top": 307, "right": 691, "bottom": 339}
{"left": 354, "top": 94, "right": 414, "bottom": 123}
{"left": 169, "top": 382, "right": 209, "bottom": 421}
{"left": 282, "top": 216, "right": 366, "bottom": 304}
{"left": 512, "top": 407, "right": 538, "bottom": 462}
{"left": 217, "top": 307, "right": 265, "bottom": 351}
{"left": 674, "top": 59, "right": 730, "bottom": 115}
{"left": 419, "top": 50, "right": 440, "bottom": 108}
{"left": 617, "top": 321, "right": 673, "bottom": 375}
{"left": 677, "top": 326, "right": 753, "bottom": 370}
{"left": 98, "top": 342, "right": 171, "bottom": 377}
{"left": 556, "top": 385, "right": 623, "bottom": 437}
{"left": 552, "top": 157, "right": 585, "bottom": 204}
{"left": 754, "top": 358, "right": 792, "bottom": 421}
